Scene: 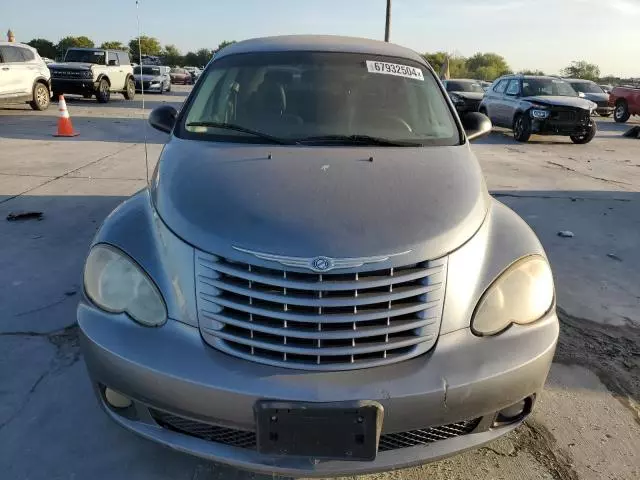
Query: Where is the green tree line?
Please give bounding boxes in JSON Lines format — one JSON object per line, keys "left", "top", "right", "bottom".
{"left": 26, "top": 36, "right": 235, "bottom": 68}
{"left": 26, "top": 36, "right": 618, "bottom": 82}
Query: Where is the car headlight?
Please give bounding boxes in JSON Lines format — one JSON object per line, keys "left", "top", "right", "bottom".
{"left": 84, "top": 245, "right": 167, "bottom": 327}
{"left": 530, "top": 109, "right": 550, "bottom": 119}
{"left": 83, "top": 70, "right": 93, "bottom": 78}
{"left": 472, "top": 256, "right": 554, "bottom": 336}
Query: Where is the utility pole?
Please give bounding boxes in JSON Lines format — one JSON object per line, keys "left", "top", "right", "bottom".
{"left": 384, "top": 0, "right": 391, "bottom": 42}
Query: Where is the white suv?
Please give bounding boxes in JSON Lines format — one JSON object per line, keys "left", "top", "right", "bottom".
{"left": 0, "top": 42, "right": 51, "bottom": 110}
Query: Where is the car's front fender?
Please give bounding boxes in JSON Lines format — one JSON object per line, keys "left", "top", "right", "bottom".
{"left": 440, "top": 198, "right": 548, "bottom": 334}
{"left": 90, "top": 189, "right": 199, "bottom": 327}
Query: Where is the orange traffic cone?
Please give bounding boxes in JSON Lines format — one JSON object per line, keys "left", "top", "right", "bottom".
{"left": 54, "top": 95, "right": 79, "bottom": 137}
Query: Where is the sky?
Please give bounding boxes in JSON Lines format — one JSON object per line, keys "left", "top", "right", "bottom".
{"left": 3, "top": 0, "right": 640, "bottom": 77}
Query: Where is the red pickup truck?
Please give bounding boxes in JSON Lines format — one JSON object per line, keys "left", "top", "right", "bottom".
{"left": 609, "top": 85, "right": 640, "bottom": 123}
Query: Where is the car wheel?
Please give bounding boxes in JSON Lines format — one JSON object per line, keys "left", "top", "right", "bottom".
{"left": 613, "top": 101, "right": 630, "bottom": 123}
{"left": 96, "top": 78, "right": 111, "bottom": 103}
{"left": 123, "top": 78, "right": 136, "bottom": 100}
{"left": 167, "top": 82, "right": 171, "bottom": 93}
{"left": 30, "top": 82, "right": 50, "bottom": 111}
{"left": 570, "top": 122, "right": 597, "bottom": 144}
{"left": 513, "top": 114, "right": 532, "bottom": 142}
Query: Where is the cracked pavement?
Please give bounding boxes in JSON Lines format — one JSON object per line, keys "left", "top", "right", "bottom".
{"left": 1, "top": 87, "right": 638, "bottom": 479}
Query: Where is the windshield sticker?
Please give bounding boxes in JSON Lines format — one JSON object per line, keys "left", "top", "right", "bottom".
{"left": 366, "top": 61, "right": 424, "bottom": 81}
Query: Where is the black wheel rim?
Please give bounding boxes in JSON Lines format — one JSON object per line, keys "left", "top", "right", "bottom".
{"left": 515, "top": 118, "right": 523, "bottom": 137}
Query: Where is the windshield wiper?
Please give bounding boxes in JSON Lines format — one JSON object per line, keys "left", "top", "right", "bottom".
{"left": 293, "top": 134, "right": 420, "bottom": 146}
{"left": 185, "top": 121, "right": 292, "bottom": 145}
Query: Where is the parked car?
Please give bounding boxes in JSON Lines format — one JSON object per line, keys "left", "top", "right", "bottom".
{"left": 480, "top": 75, "right": 597, "bottom": 143}
{"left": 48, "top": 48, "right": 135, "bottom": 103}
{"left": 133, "top": 65, "right": 171, "bottom": 94}
{"left": 79, "top": 35, "right": 558, "bottom": 478}
{"left": 608, "top": 85, "right": 640, "bottom": 123}
{"left": 170, "top": 67, "right": 192, "bottom": 84}
{"left": 184, "top": 66, "right": 202, "bottom": 81}
{"left": 600, "top": 84, "right": 613, "bottom": 94}
{"left": 0, "top": 41, "right": 51, "bottom": 110}
{"left": 480, "top": 81, "right": 492, "bottom": 91}
{"left": 443, "top": 79, "right": 485, "bottom": 114}
{"left": 566, "top": 78, "right": 612, "bottom": 117}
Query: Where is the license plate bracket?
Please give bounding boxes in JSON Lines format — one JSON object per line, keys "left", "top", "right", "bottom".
{"left": 255, "top": 400, "right": 383, "bottom": 461}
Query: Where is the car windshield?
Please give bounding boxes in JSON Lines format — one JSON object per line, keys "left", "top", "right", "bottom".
{"left": 65, "top": 49, "right": 106, "bottom": 65}
{"left": 570, "top": 81, "right": 603, "bottom": 94}
{"left": 446, "top": 81, "right": 485, "bottom": 93}
{"left": 179, "top": 51, "right": 458, "bottom": 146}
{"left": 522, "top": 78, "right": 577, "bottom": 97}
{"left": 134, "top": 66, "right": 161, "bottom": 75}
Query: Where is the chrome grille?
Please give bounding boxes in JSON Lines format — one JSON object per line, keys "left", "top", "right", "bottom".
{"left": 195, "top": 250, "right": 446, "bottom": 370}
{"left": 150, "top": 408, "right": 480, "bottom": 452}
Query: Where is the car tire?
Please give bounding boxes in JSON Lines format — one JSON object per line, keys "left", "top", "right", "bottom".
{"left": 513, "top": 114, "right": 532, "bottom": 142}
{"left": 613, "top": 101, "right": 630, "bottom": 123}
{"left": 30, "top": 82, "right": 50, "bottom": 111}
{"left": 123, "top": 77, "right": 136, "bottom": 100}
{"left": 570, "top": 122, "right": 597, "bottom": 144}
{"left": 96, "top": 78, "right": 111, "bottom": 103}
{"left": 167, "top": 82, "right": 171, "bottom": 93}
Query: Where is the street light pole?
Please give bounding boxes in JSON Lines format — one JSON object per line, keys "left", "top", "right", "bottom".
{"left": 385, "top": 0, "right": 391, "bottom": 42}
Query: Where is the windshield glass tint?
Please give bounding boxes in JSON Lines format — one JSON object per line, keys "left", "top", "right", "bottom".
{"left": 446, "top": 81, "right": 484, "bottom": 93}
{"left": 65, "top": 49, "right": 105, "bottom": 64}
{"left": 570, "top": 82, "right": 603, "bottom": 94}
{"left": 522, "top": 78, "right": 577, "bottom": 97}
{"left": 179, "top": 51, "right": 458, "bottom": 146}
{"left": 134, "top": 66, "right": 161, "bottom": 75}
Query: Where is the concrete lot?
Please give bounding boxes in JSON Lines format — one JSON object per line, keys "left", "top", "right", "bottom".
{"left": 0, "top": 86, "right": 638, "bottom": 480}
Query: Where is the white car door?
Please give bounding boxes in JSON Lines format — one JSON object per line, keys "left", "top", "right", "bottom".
{"left": 0, "top": 45, "right": 28, "bottom": 96}
{"left": 106, "top": 51, "right": 125, "bottom": 90}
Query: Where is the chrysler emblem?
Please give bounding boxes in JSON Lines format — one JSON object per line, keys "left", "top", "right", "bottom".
{"left": 233, "top": 247, "right": 412, "bottom": 273}
{"left": 311, "top": 256, "right": 333, "bottom": 272}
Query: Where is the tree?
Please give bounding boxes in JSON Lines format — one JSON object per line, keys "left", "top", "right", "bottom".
{"left": 195, "top": 48, "right": 213, "bottom": 67}
{"left": 56, "top": 36, "right": 95, "bottom": 58}
{"left": 162, "top": 44, "right": 182, "bottom": 66}
{"left": 519, "top": 69, "right": 546, "bottom": 76}
{"left": 27, "top": 38, "right": 57, "bottom": 59}
{"left": 100, "top": 41, "right": 126, "bottom": 50}
{"left": 128, "top": 36, "right": 162, "bottom": 59}
{"left": 183, "top": 51, "right": 199, "bottom": 67}
{"left": 216, "top": 40, "right": 236, "bottom": 51}
{"left": 465, "top": 53, "right": 511, "bottom": 81}
{"left": 423, "top": 52, "right": 468, "bottom": 78}
{"left": 561, "top": 61, "right": 600, "bottom": 81}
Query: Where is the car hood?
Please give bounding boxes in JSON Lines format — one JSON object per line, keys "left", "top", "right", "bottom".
{"left": 523, "top": 95, "right": 593, "bottom": 109}
{"left": 582, "top": 92, "right": 609, "bottom": 103}
{"left": 134, "top": 74, "right": 163, "bottom": 81}
{"left": 453, "top": 91, "right": 484, "bottom": 101}
{"left": 150, "top": 139, "right": 490, "bottom": 260}
{"left": 48, "top": 62, "right": 94, "bottom": 70}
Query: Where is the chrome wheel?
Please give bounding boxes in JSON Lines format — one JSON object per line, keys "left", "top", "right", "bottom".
{"left": 35, "top": 85, "right": 48, "bottom": 107}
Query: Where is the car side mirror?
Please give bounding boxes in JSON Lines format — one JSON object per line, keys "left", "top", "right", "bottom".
{"left": 462, "top": 112, "right": 492, "bottom": 142}
{"left": 578, "top": 91, "right": 586, "bottom": 98}
{"left": 149, "top": 105, "right": 177, "bottom": 134}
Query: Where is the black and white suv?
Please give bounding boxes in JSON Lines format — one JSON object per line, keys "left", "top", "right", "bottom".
{"left": 0, "top": 42, "right": 51, "bottom": 111}
{"left": 480, "top": 75, "right": 598, "bottom": 144}
{"left": 49, "top": 48, "right": 135, "bottom": 103}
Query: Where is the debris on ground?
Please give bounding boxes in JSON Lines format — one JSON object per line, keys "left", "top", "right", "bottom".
{"left": 623, "top": 126, "right": 640, "bottom": 139}
{"left": 607, "top": 253, "right": 623, "bottom": 262}
{"left": 557, "top": 231, "right": 575, "bottom": 238}
{"left": 6, "top": 211, "right": 44, "bottom": 222}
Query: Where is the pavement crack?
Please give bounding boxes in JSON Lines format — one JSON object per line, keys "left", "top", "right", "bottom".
{"left": 513, "top": 419, "right": 580, "bottom": 480}
{"left": 545, "top": 161, "right": 632, "bottom": 187}
{"left": 555, "top": 307, "right": 640, "bottom": 425}
{"left": 13, "top": 297, "right": 68, "bottom": 318}
{"left": 0, "top": 143, "right": 139, "bottom": 206}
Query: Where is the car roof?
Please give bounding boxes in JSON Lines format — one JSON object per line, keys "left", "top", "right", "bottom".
{"left": 445, "top": 78, "right": 483, "bottom": 83}
{"left": 0, "top": 41, "right": 36, "bottom": 51}
{"left": 564, "top": 78, "right": 595, "bottom": 83}
{"left": 215, "top": 35, "right": 426, "bottom": 64}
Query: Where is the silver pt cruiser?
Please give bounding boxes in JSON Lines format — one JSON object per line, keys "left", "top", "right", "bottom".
{"left": 78, "top": 35, "right": 558, "bottom": 477}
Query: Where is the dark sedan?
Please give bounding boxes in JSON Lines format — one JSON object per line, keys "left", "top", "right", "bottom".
{"left": 170, "top": 68, "right": 192, "bottom": 85}
{"left": 567, "top": 79, "right": 612, "bottom": 117}
{"left": 443, "top": 79, "right": 485, "bottom": 114}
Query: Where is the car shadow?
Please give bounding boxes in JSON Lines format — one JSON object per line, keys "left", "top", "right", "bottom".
{"left": 475, "top": 130, "right": 574, "bottom": 146}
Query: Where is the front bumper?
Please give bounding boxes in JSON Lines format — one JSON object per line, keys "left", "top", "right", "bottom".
{"left": 79, "top": 303, "right": 558, "bottom": 476}
{"left": 51, "top": 78, "right": 97, "bottom": 95}
{"left": 530, "top": 117, "right": 594, "bottom": 136}
{"left": 596, "top": 106, "right": 614, "bottom": 115}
